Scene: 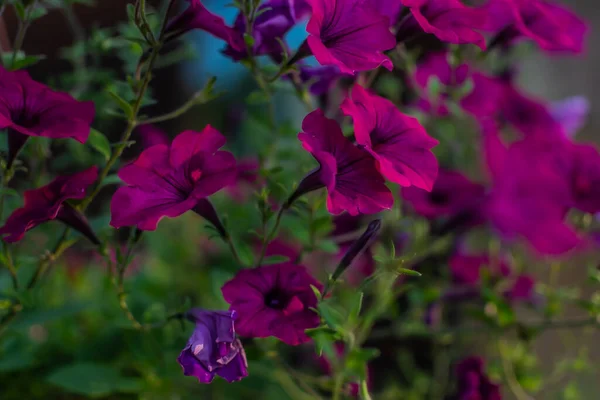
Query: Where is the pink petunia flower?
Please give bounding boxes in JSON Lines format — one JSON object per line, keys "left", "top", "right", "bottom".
{"left": 399, "top": 0, "right": 488, "bottom": 50}
{"left": 484, "top": 0, "right": 587, "bottom": 54}
{"left": 297, "top": 109, "right": 394, "bottom": 215}
{"left": 0, "top": 66, "right": 94, "bottom": 165}
{"left": 305, "top": 0, "right": 396, "bottom": 74}
{"left": 341, "top": 84, "right": 439, "bottom": 190}
{"left": 0, "top": 167, "right": 99, "bottom": 244}
{"left": 221, "top": 262, "right": 322, "bottom": 346}
{"left": 110, "top": 127, "right": 237, "bottom": 231}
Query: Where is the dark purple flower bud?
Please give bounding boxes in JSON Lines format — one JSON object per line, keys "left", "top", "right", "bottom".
{"left": 222, "top": 262, "right": 322, "bottom": 345}
{"left": 0, "top": 167, "right": 99, "bottom": 244}
{"left": 177, "top": 309, "right": 248, "bottom": 383}
{"left": 0, "top": 66, "right": 95, "bottom": 167}
{"left": 332, "top": 219, "right": 381, "bottom": 283}
{"left": 455, "top": 356, "right": 502, "bottom": 400}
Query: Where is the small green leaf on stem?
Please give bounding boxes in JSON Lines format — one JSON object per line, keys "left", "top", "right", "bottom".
{"left": 88, "top": 129, "right": 112, "bottom": 160}
{"left": 106, "top": 89, "right": 134, "bottom": 119}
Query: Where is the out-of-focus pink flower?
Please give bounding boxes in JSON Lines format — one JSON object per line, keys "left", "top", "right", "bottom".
{"left": 484, "top": 0, "right": 587, "bottom": 54}
{"left": 317, "top": 343, "right": 374, "bottom": 397}
{"left": 399, "top": 0, "right": 488, "bottom": 50}
{"left": 341, "top": 84, "right": 439, "bottom": 191}
{"left": 225, "top": 158, "right": 262, "bottom": 202}
{"left": 402, "top": 169, "right": 485, "bottom": 220}
{"left": 449, "top": 253, "right": 510, "bottom": 286}
{"left": 550, "top": 96, "right": 590, "bottom": 138}
{"left": 305, "top": 0, "right": 396, "bottom": 74}
{"left": 297, "top": 109, "right": 394, "bottom": 215}
{"left": 455, "top": 356, "right": 502, "bottom": 400}
{"left": 569, "top": 143, "right": 600, "bottom": 214}
{"left": 135, "top": 124, "right": 170, "bottom": 149}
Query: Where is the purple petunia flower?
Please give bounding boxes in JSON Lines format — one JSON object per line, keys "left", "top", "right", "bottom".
{"left": 0, "top": 167, "right": 99, "bottom": 244}
{"left": 222, "top": 262, "right": 322, "bottom": 346}
{"left": 373, "top": 0, "right": 403, "bottom": 25}
{"left": 224, "top": 0, "right": 311, "bottom": 61}
{"left": 402, "top": 169, "right": 485, "bottom": 220}
{"left": 484, "top": 0, "right": 587, "bottom": 54}
{"left": 341, "top": 84, "right": 439, "bottom": 191}
{"left": 550, "top": 96, "right": 590, "bottom": 138}
{"left": 135, "top": 124, "right": 170, "bottom": 149}
{"left": 297, "top": 64, "right": 343, "bottom": 96}
{"left": 297, "top": 109, "right": 394, "bottom": 216}
{"left": 505, "top": 274, "right": 536, "bottom": 302}
{"left": 165, "top": 0, "right": 245, "bottom": 51}
{"left": 110, "top": 126, "right": 237, "bottom": 231}
{"left": 455, "top": 356, "right": 502, "bottom": 400}
{"left": 305, "top": 0, "right": 396, "bottom": 75}
{"left": 177, "top": 309, "right": 248, "bottom": 383}
{"left": 0, "top": 66, "right": 95, "bottom": 165}
{"left": 399, "top": 0, "right": 488, "bottom": 50}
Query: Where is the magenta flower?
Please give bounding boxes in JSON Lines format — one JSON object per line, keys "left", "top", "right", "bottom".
{"left": 449, "top": 253, "right": 510, "bottom": 286}
{"left": 225, "top": 158, "right": 262, "bottom": 203}
{"left": 484, "top": 0, "right": 587, "bottom": 54}
{"left": 341, "top": 84, "right": 439, "bottom": 190}
{"left": 412, "top": 52, "right": 504, "bottom": 120}
{"left": 224, "top": 0, "right": 311, "bottom": 61}
{"left": 297, "top": 109, "right": 393, "bottom": 216}
{"left": 110, "top": 126, "right": 237, "bottom": 231}
{"left": 484, "top": 133, "right": 582, "bottom": 256}
{"left": 221, "top": 262, "right": 322, "bottom": 346}
{"left": 0, "top": 167, "right": 99, "bottom": 244}
{"left": 505, "top": 274, "right": 536, "bottom": 302}
{"left": 0, "top": 66, "right": 94, "bottom": 165}
{"left": 399, "top": 0, "right": 488, "bottom": 49}
{"left": 569, "top": 143, "right": 600, "bottom": 214}
{"left": 178, "top": 309, "right": 248, "bottom": 383}
{"left": 165, "top": 0, "right": 245, "bottom": 51}
{"left": 305, "top": 0, "right": 396, "bottom": 74}
{"left": 135, "top": 124, "right": 170, "bottom": 149}
{"left": 455, "top": 357, "right": 502, "bottom": 400}
{"left": 402, "top": 169, "right": 485, "bottom": 219}
{"left": 550, "top": 96, "right": 589, "bottom": 138}
{"left": 297, "top": 64, "right": 343, "bottom": 96}
{"left": 373, "top": 0, "right": 403, "bottom": 25}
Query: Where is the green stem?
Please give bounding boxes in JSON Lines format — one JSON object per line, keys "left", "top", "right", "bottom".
{"left": 1, "top": 242, "right": 17, "bottom": 289}
{"left": 255, "top": 204, "right": 287, "bottom": 267}
{"left": 138, "top": 92, "right": 203, "bottom": 125}
{"left": 10, "top": 0, "right": 37, "bottom": 69}
{"left": 332, "top": 372, "right": 344, "bottom": 400}
{"left": 27, "top": 228, "right": 71, "bottom": 290}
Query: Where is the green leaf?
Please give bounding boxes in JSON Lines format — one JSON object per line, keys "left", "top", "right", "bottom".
{"left": 246, "top": 90, "right": 270, "bottom": 105}
{"left": 29, "top": 5, "right": 49, "bottom": 21}
{"left": 318, "top": 301, "right": 346, "bottom": 330}
{"left": 106, "top": 89, "right": 134, "bottom": 118}
{"left": 396, "top": 268, "right": 422, "bottom": 277}
{"left": 88, "top": 128, "right": 112, "bottom": 160}
{"left": 47, "top": 363, "right": 143, "bottom": 397}
{"left": 4, "top": 52, "right": 46, "bottom": 70}
{"left": 348, "top": 292, "right": 364, "bottom": 323}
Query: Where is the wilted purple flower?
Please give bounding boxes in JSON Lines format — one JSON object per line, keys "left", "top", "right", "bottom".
{"left": 305, "top": 0, "right": 396, "bottom": 74}
{"left": 399, "top": 0, "right": 488, "bottom": 49}
{"left": 0, "top": 66, "right": 94, "bottom": 165}
{"left": 297, "top": 109, "right": 394, "bottom": 215}
{"left": 224, "top": 0, "right": 311, "bottom": 61}
{"left": 110, "top": 126, "right": 237, "bottom": 231}
{"left": 550, "top": 96, "right": 590, "bottom": 138}
{"left": 402, "top": 169, "right": 485, "bottom": 219}
{"left": 221, "top": 262, "right": 322, "bottom": 345}
{"left": 484, "top": 0, "right": 587, "bottom": 54}
{"left": 0, "top": 167, "right": 99, "bottom": 244}
{"left": 165, "top": 0, "right": 245, "bottom": 51}
{"left": 455, "top": 356, "right": 502, "bottom": 400}
{"left": 178, "top": 309, "right": 248, "bottom": 383}
{"left": 342, "top": 84, "right": 439, "bottom": 190}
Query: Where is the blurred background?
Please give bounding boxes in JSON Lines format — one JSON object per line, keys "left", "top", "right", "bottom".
{"left": 0, "top": 0, "right": 599, "bottom": 399}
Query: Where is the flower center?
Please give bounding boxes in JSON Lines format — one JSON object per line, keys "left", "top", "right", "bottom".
{"left": 264, "top": 288, "right": 290, "bottom": 310}
{"left": 429, "top": 191, "right": 448, "bottom": 205}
